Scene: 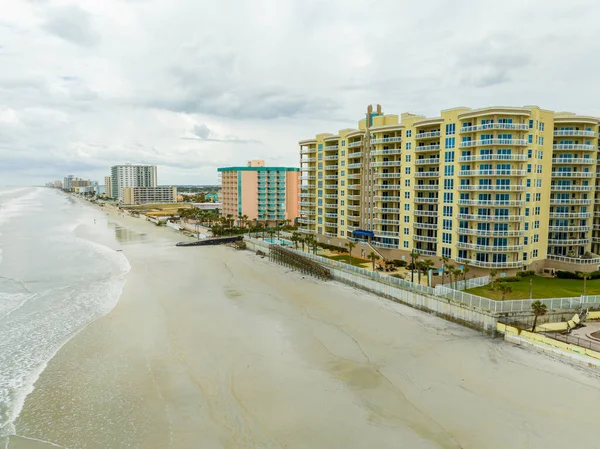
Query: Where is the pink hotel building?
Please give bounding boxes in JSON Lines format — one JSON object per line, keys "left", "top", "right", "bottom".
{"left": 218, "top": 160, "right": 300, "bottom": 225}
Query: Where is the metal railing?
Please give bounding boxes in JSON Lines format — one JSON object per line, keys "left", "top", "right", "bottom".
{"left": 460, "top": 139, "right": 527, "bottom": 148}
{"left": 460, "top": 123, "right": 529, "bottom": 132}
{"left": 553, "top": 130, "right": 597, "bottom": 137}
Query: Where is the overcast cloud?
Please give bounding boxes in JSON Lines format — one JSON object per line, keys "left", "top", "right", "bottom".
{"left": 1, "top": 0, "right": 600, "bottom": 185}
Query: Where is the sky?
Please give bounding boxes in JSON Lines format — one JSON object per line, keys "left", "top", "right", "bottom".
{"left": 1, "top": 0, "right": 600, "bottom": 186}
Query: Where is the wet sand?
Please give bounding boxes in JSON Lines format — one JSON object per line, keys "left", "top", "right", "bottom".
{"left": 7, "top": 205, "right": 600, "bottom": 448}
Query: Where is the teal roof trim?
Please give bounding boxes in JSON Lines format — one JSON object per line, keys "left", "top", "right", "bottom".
{"left": 217, "top": 166, "right": 300, "bottom": 172}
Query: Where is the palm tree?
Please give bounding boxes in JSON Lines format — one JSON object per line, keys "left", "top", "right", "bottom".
{"left": 439, "top": 255, "right": 449, "bottom": 284}
{"left": 531, "top": 300, "right": 548, "bottom": 332}
{"left": 242, "top": 214, "right": 249, "bottom": 230}
{"left": 291, "top": 232, "right": 301, "bottom": 249}
{"left": 300, "top": 236, "right": 306, "bottom": 252}
{"left": 368, "top": 251, "right": 380, "bottom": 271}
{"left": 489, "top": 269, "right": 498, "bottom": 291}
{"left": 497, "top": 282, "right": 512, "bottom": 301}
{"left": 346, "top": 241, "right": 356, "bottom": 263}
{"left": 461, "top": 266, "right": 470, "bottom": 282}
{"left": 410, "top": 249, "right": 420, "bottom": 283}
{"left": 421, "top": 259, "right": 435, "bottom": 287}
{"left": 444, "top": 264, "right": 455, "bottom": 288}
{"left": 577, "top": 271, "right": 590, "bottom": 296}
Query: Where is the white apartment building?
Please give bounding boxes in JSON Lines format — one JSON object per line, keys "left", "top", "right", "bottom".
{"left": 110, "top": 164, "right": 158, "bottom": 201}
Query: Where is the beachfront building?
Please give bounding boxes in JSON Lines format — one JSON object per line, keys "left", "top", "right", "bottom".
{"left": 63, "top": 175, "right": 74, "bottom": 192}
{"left": 110, "top": 164, "right": 158, "bottom": 202}
{"left": 122, "top": 186, "right": 177, "bottom": 205}
{"left": 218, "top": 160, "right": 300, "bottom": 225}
{"left": 299, "top": 104, "right": 600, "bottom": 273}
{"left": 105, "top": 176, "right": 113, "bottom": 199}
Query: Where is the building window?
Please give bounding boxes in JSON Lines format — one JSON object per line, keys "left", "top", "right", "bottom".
{"left": 528, "top": 149, "right": 532, "bottom": 158}
{"left": 442, "top": 247, "right": 451, "bottom": 258}
{"left": 405, "top": 179, "right": 411, "bottom": 187}
{"left": 404, "top": 204, "right": 410, "bottom": 211}
{"left": 342, "top": 141, "right": 346, "bottom": 146}
{"left": 528, "top": 135, "right": 533, "bottom": 144}
{"left": 404, "top": 241, "right": 409, "bottom": 248}
{"left": 405, "top": 191, "right": 410, "bottom": 199}
{"left": 443, "top": 206, "right": 453, "bottom": 217}
{"left": 445, "top": 123, "right": 456, "bottom": 135}
{"left": 341, "top": 230, "right": 345, "bottom": 236}
{"left": 340, "top": 220, "right": 344, "bottom": 225}
{"left": 404, "top": 216, "right": 409, "bottom": 223}
{"left": 529, "top": 120, "right": 534, "bottom": 129}
{"left": 533, "top": 234, "right": 539, "bottom": 243}
{"left": 444, "top": 166, "right": 454, "bottom": 176}
{"left": 535, "top": 207, "right": 540, "bottom": 215}
{"left": 444, "top": 151, "right": 455, "bottom": 162}
{"left": 533, "top": 249, "right": 538, "bottom": 258}
{"left": 443, "top": 219, "right": 452, "bottom": 230}
{"left": 404, "top": 228, "right": 409, "bottom": 235}
{"left": 534, "top": 220, "right": 540, "bottom": 229}
{"left": 406, "top": 142, "right": 412, "bottom": 150}
{"left": 406, "top": 130, "right": 412, "bottom": 138}
{"left": 444, "top": 179, "right": 454, "bottom": 190}
{"left": 444, "top": 192, "right": 453, "bottom": 203}
{"left": 445, "top": 137, "right": 455, "bottom": 149}
{"left": 341, "top": 150, "right": 345, "bottom": 156}
{"left": 442, "top": 233, "right": 452, "bottom": 244}
{"left": 406, "top": 155, "right": 411, "bottom": 163}
{"left": 537, "top": 150, "right": 543, "bottom": 159}
{"left": 535, "top": 193, "right": 540, "bottom": 201}
{"left": 318, "top": 144, "right": 323, "bottom": 150}
{"left": 405, "top": 167, "right": 411, "bottom": 175}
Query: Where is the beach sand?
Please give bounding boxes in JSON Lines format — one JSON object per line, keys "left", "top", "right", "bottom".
{"left": 7, "top": 204, "right": 600, "bottom": 448}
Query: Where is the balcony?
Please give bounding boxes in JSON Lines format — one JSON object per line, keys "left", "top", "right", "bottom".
{"left": 415, "top": 131, "right": 441, "bottom": 140}
{"left": 299, "top": 175, "right": 316, "bottom": 181}
{"left": 414, "top": 184, "right": 439, "bottom": 191}
{"left": 374, "top": 196, "right": 401, "bottom": 201}
{"left": 347, "top": 205, "right": 361, "bottom": 211}
{"left": 456, "top": 257, "right": 523, "bottom": 269}
{"left": 348, "top": 163, "right": 362, "bottom": 169}
{"left": 299, "top": 201, "right": 315, "bottom": 207}
{"left": 347, "top": 184, "right": 361, "bottom": 190}
{"left": 414, "top": 222, "right": 438, "bottom": 230}
{"left": 325, "top": 165, "right": 338, "bottom": 170}
{"left": 372, "top": 161, "right": 402, "bottom": 167}
{"left": 325, "top": 155, "right": 338, "bottom": 161}
{"left": 324, "top": 194, "right": 338, "bottom": 199}
{"left": 459, "top": 139, "right": 527, "bottom": 148}
{"left": 374, "top": 207, "right": 401, "bottom": 213}
{"left": 377, "top": 184, "right": 402, "bottom": 190}
{"left": 325, "top": 213, "right": 338, "bottom": 218}
{"left": 300, "top": 184, "right": 316, "bottom": 190}
{"left": 414, "top": 197, "right": 439, "bottom": 204}
{"left": 414, "top": 171, "right": 440, "bottom": 178}
{"left": 325, "top": 145, "right": 339, "bottom": 150}
{"left": 458, "top": 184, "right": 525, "bottom": 191}
{"left": 415, "top": 144, "right": 441, "bottom": 152}
{"left": 324, "top": 232, "right": 337, "bottom": 238}
{"left": 371, "top": 149, "right": 402, "bottom": 156}
{"left": 301, "top": 157, "right": 316, "bottom": 163}
{"left": 300, "top": 210, "right": 316, "bottom": 216}
{"left": 372, "top": 241, "right": 398, "bottom": 249}
{"left": 414, "top": 235, "right": 437, "bottom": 243}
{"left": 460, "top": 123, "right": 529, "bottom": 133}
{"left": 371, "top": 136, "right": 402, "bottom": 144}
{"left": 324, "top": 184, "right": 338, "bottom": 189}
{"left": 457, "top": 214, "right": 524, "bottom": 222}
{"left": 549, "top": 212, "right": 591, "bottom": 219}
{"left": 374, "top": 230, "right": 401, "bottom": 238}
{"left": 298, "top": 228, "right": 315, "bottom": 234}
{"left": 547, "top": 254, "right": 600, "bottom": 264}
{"left": 348, "top": 141, "right": 362, "bottom": 148}
{"left": 553, "top": 144, "right": 596, "bottom": 151}
{"left": 550, "top": 198, "right": 593, "bottom": 205}
{"left": 554, "top": 130, "right": 597, "bottom": 137}
{"left": 348, "top": 152, "right": 363, "bottom": 158}
{"left": 324, "top": 204, "right": 338, "bottom": 209}
{"left": 374, "top": 218, "right": 400, "bottom": 225}
{"left": 549, "top": 225, "right": 591, "bottom": 232}
{"left": 458, "top": 154, "right": 527, "bottom": 162}
{"left": 375, "top": 173, "right": 402, "bottom": 178}
{"left": 348, "top": 173, "right": 361, "bottom": 179}
{"left": 551, "top": 171, "right": 594, "bottom": 178}
{"left": 414, "top": 248, "right": 437, "bottom": 256}
{"left": 324, "top": 221, "right": 338, "bottom": 227}
{"left": 347, "top": 195, "right": 361, "bottom": 200}
{"left": 457, "top": 228, "right": 525, "bottom": 237}
{"left": 548, "top": 239, "right": 590, "bottom": 246}
{"left": 325, "top": 175, "right": 338, "bottom": 180}
{"left": 456, "top": 242, "right": 524, "bottom": 252}
{"left": 414, "top": 210, "right": 438, "bottom": 217}
{"left": 552, "top": 158, "right": 595, "bottom": 165}
{"left": 459, "top": 169, "right": 526, "bottom": 177}
{"left": 550, "top": 185, "right": 593, "bottom": 191}
{"left": 298, "top": 218, "right": 315, "bottom": 224}
{"left": 301, "top": 167, "right": 316, "bottom": 172}
{"left": 457, "top": 199, "right": 525, "bottom": 207}
{"left": 300, "top": 148, "right": 316, "bottom": 155}
{"left": 415, "top": 158, "right": 440, "bottom": 165}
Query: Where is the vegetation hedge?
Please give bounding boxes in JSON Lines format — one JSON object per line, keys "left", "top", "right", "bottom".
{"left": 556, "top": 270, "right": 600, "bottom": 280}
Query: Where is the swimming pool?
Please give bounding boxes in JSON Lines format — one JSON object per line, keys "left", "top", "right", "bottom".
{"left": 264, "top": 238, "right": 294, "bottom": 246}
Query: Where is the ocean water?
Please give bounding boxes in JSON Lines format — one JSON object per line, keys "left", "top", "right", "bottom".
{"left": 0, "top": 188, "right": 130, "bottom": 438}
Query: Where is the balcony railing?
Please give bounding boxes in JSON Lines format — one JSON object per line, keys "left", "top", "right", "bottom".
{"left": 348, "top": 141, "right": 362, "bottom": 148}
{"left": 298, "top": 193, "right": 315, "bottom": 198}
{"left": 414, "top": 210, "right": 438, "bottom": 217}
{"left": 415, "top": 144, "right": 441, "bottom": 152}
{"left": 414, "top": 184, "right": 439, "bottom": 190}
{"left": 324, "top": 213, "right": 338, "bottom": 218}
{"left": 324, "top": 165, "right": 338, "bottom": 170}
{"left": 375, "top": 173, "right": 402, "bottom": 178}
{"left": 371, "top": 136, "right": 402, "bottom": 144}
{"left": 324, "top": 175, "right": 338, "bottom": 180}
{"left": 300, "top": 148, "right": 316, "bottom": 155}
{"left": 457, "top": 214, "right": 524, "bottom": 222}
{"left": 457, "top": 184, "right": 525, "bottom": 191}
{"left": 550, "top": 185, "right": 593, "bottom": 191}
{"left": 414, "top": 171, "right": 440, "bottom": 178}
{"left": 325, "top": 145, "right": 339, "bottom": 150}
{"left": 374, "top": 196, "right": 401, "bottom": 201}
{"left": 552, "top": 158, "right": 595, "bottom": 165}
{"left": 377, "top": 184, "right": 402, "bottom": 190}
{"left": 324, "top": 204, "right": 337, "bottom": 209}
{"left": 553, "top": 130, "right": 597, "bottom": 137}
{"left": 298, "top": 218, "right": 315, "bottom": 224}
{"left": 348, "top": 152, "right": 362, "bottom": 158}
{"left": 456, "top": 257, "right": 523, "bottom": 269}
{"left": 324, "top": 155, "right": 338, "bottom": 161}
{"left": 347, "top": 205, "right": 361, "bottom": 211}
{"left": 372, "top": 161, "right": 402, "bottom": 167}
{"left": 549, "top": 212, "right": 591, "bottom": 218}
{"left": 324, "top": 221, "right": 338, "bottom": 227}
{"left": 458, "top": 154, "right": 528, "bottom": 162}
{"left": 460, "top": 123, "right": 529, "bottom": 133}
{"left": 414, "top": 197, "right": 439, "bottom": 204}
{"left": 553, "top": 144, "right": 596, "bottom": 151}
{"left": 550, "top": 199, "right": 593, "bottom": 205}
{"left": 548, "top": 226, "right": 591, "bottom": 232}
{"left": 374, "top": 207, "right": 401, "bottom": 213}
{"left": 456, "top": 242, "right": 524, "bottom": 252}
{"left": 459, "top": 139, "right": 527, "bottom": 148}
{"left": 298, "top": 228, "right": 315, "bottom": 234}
{"left": 371, "top": 241, "right": 398, "bottom": 249}
{"left": 324, "top": 232, "right": 337, "bottom": 238}
{"left": 547, "top": 254, "right": 600, "bottom": 264}
{"left": 371, "top": 149, "right": 402, "bottom": 156}
{"left": 551, "top": 171, "right": 594, "bottom": 178}
{"left": 415, "top": 131, "right": 441, "bottom": 139}
{"left": 300, "top": 210, "right": 316, "bottom": 216}
{"left": 325, "top": 184, "right": 339, "bottom": 189}
{"left": 301, "top": 157, "right": 316, "bottom": 163}
{"left": 459, "top": 169, "right": 526, "bottom": 177}
{"left": 548, "top": 239, "right": 590, "bottom": 246}
{"left": 299, "top": 176, "right": 316, "bottom": 181}
{"left": 414, "top": 248, "right": 437, "bottom": 256}
{"left": 414, "top": 222, "right": 438, "bottom": 230}
{"left": 457, "top": 228, "right": 525, "bottom": 237}
{"left": 301, "top": 167, "right": 316, "bottom": 172}
{"left": 348, "top": 163, "right": 362, "bottom": 169}
{"left": 347, "top": 184, "right": 361, "bottom": 190}
{"left": 414, "top": 235, "right": 438, "bottom": 243}
{"left": 374, "top": 218, "right": 400, "bottom": 225}
{"left": 324, "top": 194, "right": 338, "bottom": 199}
{"left": 374, "top": 230, "right": 401, "bottom": 238}
{"left": 415, "top": 158, "right": 440, "bottom": 165}
{"left": 299, "top": 201, "right": 315, "bottom": 207}
{"left": 347, "top": 195, "right": 361, "bottom": 200}
{"left": 457, "top": 199, "right": 525, "bottom": 206}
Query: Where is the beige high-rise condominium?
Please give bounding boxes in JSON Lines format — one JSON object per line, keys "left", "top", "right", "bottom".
{"left": 299, "top": 104, "right": 600, "bottom": 273}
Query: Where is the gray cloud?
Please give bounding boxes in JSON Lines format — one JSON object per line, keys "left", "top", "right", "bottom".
{"left": 42, "top": 5, "right": 99, "bottom": 47}
{"left": 181, "top": 123, "right": 261, "bottom": 144}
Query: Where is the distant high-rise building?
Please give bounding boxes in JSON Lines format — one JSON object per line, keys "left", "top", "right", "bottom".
{"left": 123, "top": 186, "right": 177, "bottom": 205}
{"left": 110, "top": 164, "right": 157, "bottom": 201}
{"left": 105, "top": 176, "right": 113, "bottom": 198}
{"left": 218, "top": 160, "right": 299, "bottom": 225}
{"left": 63, "top": 175, "right": 74, "bottom": 192}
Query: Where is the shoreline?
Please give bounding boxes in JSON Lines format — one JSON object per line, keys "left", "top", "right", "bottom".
{"left": 7, "top": 195, "right": 600, "bottom": 448}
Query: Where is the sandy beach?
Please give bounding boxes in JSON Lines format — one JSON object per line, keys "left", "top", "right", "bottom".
{"left": 6, "top": 202, "right": 600, "bottom": 448}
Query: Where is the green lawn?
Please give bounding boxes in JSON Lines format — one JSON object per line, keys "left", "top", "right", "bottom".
{"left": 326, "top": 254, "right": 370, "bottom": 267}
{"left": 466, "top": 275, "right": 600, "bottom": 300}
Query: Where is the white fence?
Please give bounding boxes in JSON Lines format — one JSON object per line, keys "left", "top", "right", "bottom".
{"left": 244, "top": 238, "right": 600, "bottom": 315}
{"left": 440, "top": 275, "right": 490, "bottom": 291}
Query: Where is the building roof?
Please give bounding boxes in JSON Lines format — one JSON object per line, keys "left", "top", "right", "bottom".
{"left": 217, "top": 166, "right": 299, "bottom": 172}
